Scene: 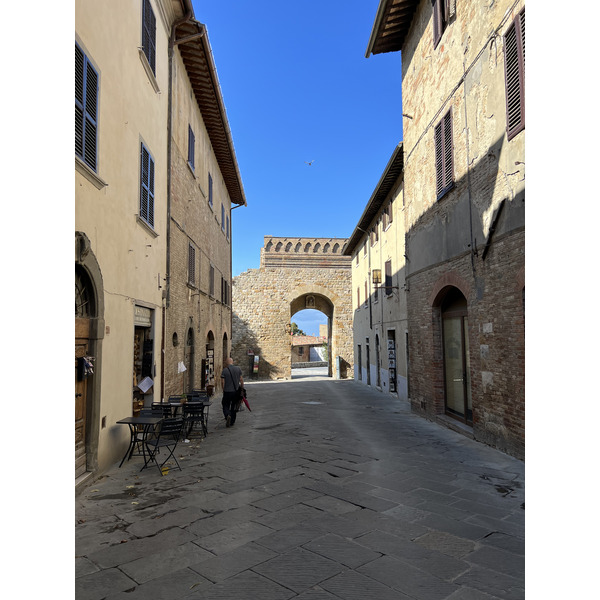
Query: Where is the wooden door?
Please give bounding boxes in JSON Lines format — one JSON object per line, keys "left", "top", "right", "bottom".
{"left": 75, "top": 318, "right": 89, "bottom": 479}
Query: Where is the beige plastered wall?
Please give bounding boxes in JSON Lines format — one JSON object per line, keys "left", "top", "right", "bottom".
{"left": 75, "top": 0, "right": 175, "bottom": 471}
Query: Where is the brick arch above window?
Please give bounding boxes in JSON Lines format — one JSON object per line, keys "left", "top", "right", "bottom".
{"left": 429, "top": 271, "right": 471, "bottom": 307}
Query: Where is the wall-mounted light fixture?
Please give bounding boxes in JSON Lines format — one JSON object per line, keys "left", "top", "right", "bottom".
{"left": 372, "top": 269, "right": 382, "bottom": 285}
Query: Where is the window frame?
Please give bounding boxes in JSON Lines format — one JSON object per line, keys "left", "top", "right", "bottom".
{"left": 432, "top": 0, "right": 446, "bottom": 49}
{"left": 385, "top": 260, "right": 393, "bottom": 296}
{"left": 142, "top": 0, "right": 156, "bottom": 75}
{"left": 221, "top": 204, "right": 225, "bottom": 232}
{"left": 75, "top": 43, "right": 98, "bottom": 172}
{"left": 434, "top": 108, "right": 454, "bottom": 200}
{"left": 139, "top": 143, "right": 155, "bottom": 228}
{"left": 188, "top": 243, "right": 196, "bottom": 286}
{"left": 209, "top": 264, "right": 215, "bottom": 297}
{"left": 504, "top": 8, "right": 525, "bottom": 140}
{"left": 208, "top": 173, "right": 213, "bottom": 209}
{"left": 187, "top": 125, "right": 195, "bottom": 171}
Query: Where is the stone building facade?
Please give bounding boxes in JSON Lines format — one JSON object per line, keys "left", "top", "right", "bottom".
{"left": 366, "top": 0, "right": 525, "bottom": 458}
{"left": 75, "top": 0, "right": 183, "bottom": 484}
{"left": 232, "top": 237, "right": 353, "bottom": 380}
{"left": 163, "top": 17, "right": 246, "bottom": 399}
{"left": 344, "top": 144, "right": 409, "bottom": 400}
{"left": 75, "top": 0, "right": 246, "bottom": 488}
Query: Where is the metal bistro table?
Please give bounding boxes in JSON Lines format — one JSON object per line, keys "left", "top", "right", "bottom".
{"left": 117, "top": 415, "right": 163, "bottom": 468}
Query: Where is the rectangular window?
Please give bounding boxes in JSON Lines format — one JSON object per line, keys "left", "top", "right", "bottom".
{"left": 363, "top": 242, "right": 367, "bottom": 257}
{"left": 75, "top": 43, "right": 98, "bottom": 171}
{"left": 209, "top": 265, "right": 215, "bottom": 296}
{"left": 140, "top": 143, "right": 155, "bottom": 228}
{"left": 221, "top": 204, "right": 225, "bottom": 231}
{"left": 385, "top": 260, "right": 393, "bottom": 296}
{"left": 388, "top": 198, "right": 394, "bottom": 224}
{"left": 188, "top": 125, "right": 195, "bottom": 171}
{"left": 364, "top": 281, "right": 368, "bottom": 307}
{"left": 142, "top": 0, "right": 156, "bottom": 74}
{"left": 435, "top": 108, "right": 454, "bottom": 199}
{"left": 357, "top": 287, "right": 361, "bottom": 307}
{"left": 431, "top": 0, "right": 448, "bottom": 48}
{"left": 188, "top": 244, "right": 196, "bottom": 285}
{"left": 504, "top": 9, "right": 525, "bottom": 140}
{"left": 221, "top": 278, "right": 229, "bottom": 306}
{"left": 226, "top": 215, "right": 230, "bottom": 241}
{"left": 208, "top": 173, "right": 213, "bottom": 208}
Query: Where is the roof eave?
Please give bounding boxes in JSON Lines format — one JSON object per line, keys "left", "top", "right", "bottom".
{"left": 175, "top": 20, "right": 247, "bottom": 206}
{"left": 344, "top": 143, "right": 404, "bottom": 255}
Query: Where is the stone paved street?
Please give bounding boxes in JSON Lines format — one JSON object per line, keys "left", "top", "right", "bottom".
{"left": 76, "top": 376, "right": 525, "bottom": 600}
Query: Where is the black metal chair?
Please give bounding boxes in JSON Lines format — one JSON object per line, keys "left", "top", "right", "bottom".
{"left": 142, "top": 418, "right": 184, "bottom": 474}
{"left": 183, "top": 402, "right": 205, "bottom": 439}
{"left": 151, "top": 403, "right": 173, "bottom": 418}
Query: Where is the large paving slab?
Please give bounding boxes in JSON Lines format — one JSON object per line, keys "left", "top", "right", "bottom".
{"left": 76, "top": 376, "right": 525, "bottom": 599}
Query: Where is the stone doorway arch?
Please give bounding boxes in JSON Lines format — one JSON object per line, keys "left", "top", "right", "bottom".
{"left": 232, "top": 237, "right": 353, "bottom": 380}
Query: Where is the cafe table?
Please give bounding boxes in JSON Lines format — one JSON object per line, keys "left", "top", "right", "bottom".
{"left": 117, "top": 415, "right": 163, "bottom": 467}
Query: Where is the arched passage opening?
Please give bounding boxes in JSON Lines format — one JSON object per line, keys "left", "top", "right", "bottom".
{"left": 290, "top": 293, "right": 333, "bottom": 377}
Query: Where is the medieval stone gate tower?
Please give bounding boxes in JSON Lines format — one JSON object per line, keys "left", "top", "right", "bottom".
{"left": 232, "top": 237, "right": 353, "bottom": 380}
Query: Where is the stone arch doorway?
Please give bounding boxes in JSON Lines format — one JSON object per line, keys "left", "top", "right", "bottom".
{"left": 75, "top": 232, "right": 104, "bottom": 483}
{"left": 232, "top": 236, "right": 353, "bottom": 380}
{"left": 290, "top": 293, "right": 334, "bottom": 376}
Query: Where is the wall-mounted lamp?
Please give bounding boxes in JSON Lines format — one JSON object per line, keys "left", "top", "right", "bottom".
{"left": 372, "top": 269, "right": 382, "bottom": 285}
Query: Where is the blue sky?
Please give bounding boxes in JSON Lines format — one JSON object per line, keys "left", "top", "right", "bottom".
{"left": 191, "top": 1, "right": 403, "bottom": 273}
{"left": 191, "top": 1, "right": 403, "bottom": 335}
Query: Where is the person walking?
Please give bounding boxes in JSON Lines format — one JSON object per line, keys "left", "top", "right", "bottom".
{"left": 220, "top": 357, "right": 244, "bottom": 427}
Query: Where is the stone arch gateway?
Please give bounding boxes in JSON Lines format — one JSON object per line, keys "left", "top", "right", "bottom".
{"left": 232, "top": 236, "right": 353, "bottom": 380}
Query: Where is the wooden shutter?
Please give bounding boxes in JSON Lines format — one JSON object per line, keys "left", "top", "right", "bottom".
{"left": 188, "top": 245, "right": 196, "bottom": 285}
{"left": 140, "top": 144, "right": 155, "bottom": 227}
{"left": 142, "top": 0, "right": 156, "bottom": 74}
{"left": 385, "top": 260, "right": 393, "bottom": 296}
{"left": 435, "top": 109, "right": 453, "bottom": 199}
{"left": 209, "top": 265, "right": 215, "bottom": 296}
{"left": 75, "top": 44, "right": 98, "bottom": 171}
{"left": 432, "top": 0, "right": 443, "bottom": 47}
{"left": 188, "top": 126, "right": 195, "bottom": 170}
{"left": 504, "top": 9, "right": 525, "bottom": 140}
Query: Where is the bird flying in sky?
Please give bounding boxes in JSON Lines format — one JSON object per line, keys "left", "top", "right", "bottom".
{"left": 304, "top": 160, "right": 315, "bottom": 166}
